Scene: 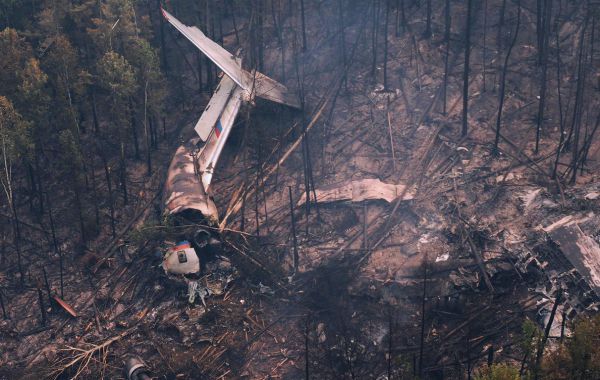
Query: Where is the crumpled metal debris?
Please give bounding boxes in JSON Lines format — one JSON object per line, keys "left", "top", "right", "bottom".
{"left": 124, "top": 356, "right": 151, "bottom": 380}
{"left": 185, "top": 270, "right": 236, "bottom": 305}
{"left": 543, "top": 214, "right": 600, "bottom": 296}
{"left": 188, "top": 281, "right": 212, "bottom": 306}
{"left": 449, "top": 267, "right": 480, "bottom": 289}
{"left": 258, "top": 282, "right": 274, "bottom": 295}
{"left": 298, "top": 178, "right": 415, "bottom": 205}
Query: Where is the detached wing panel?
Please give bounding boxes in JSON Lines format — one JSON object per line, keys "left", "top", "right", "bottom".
{"left": 194, "top": 75, "right": 237, "bottom": 141}
{"left": 197, "top": 87, "right": 244, "bottom": 190}
{"left": 161, "top": 8, "right": 246, "bottom": 89}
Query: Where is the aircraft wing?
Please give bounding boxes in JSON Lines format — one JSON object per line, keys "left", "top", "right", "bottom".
{"left": 161, "top": 7, "right": 300, "bottom": 109}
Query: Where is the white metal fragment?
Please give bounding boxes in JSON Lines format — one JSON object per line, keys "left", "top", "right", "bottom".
{"left": 298, "top": 178, "right": 415, "bottom": 205}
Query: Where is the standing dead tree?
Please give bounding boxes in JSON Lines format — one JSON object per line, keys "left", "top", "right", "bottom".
{"left": 568, "top": 14, "right": 590, "bottom": 184}
{"left": 462, "top": 0, "right": 474, "bottom": 137}
{"left": 552, "top": 4, "right": 565, "bottom": 179}
{"left": 442, "top": 0, "right": 451, "bottom": 115}
{"left": 371, "top": 0, "right": 382, "bottom": 80}
{"left": 425, "top": 0, "right": 432, "bottom": 37}
{"left": 535, "top": 0, "right": 553, "bottom": 153}
{"left": 493, "top": 0, "right": 521, "bottom": 155}
{"left": 496, "top": 0, "right": 508, "bottom": 90}
{"left": 384, "top": 0, "right": 391, "bottom": 90}
{"left": 418, "top": 255, "right": 428, "bottom": 376}
{"left": 300, "top": 0, "right": 307, "bottom": 51}
{"left": 288, "top": 186, "right": 299, "bottom": 272}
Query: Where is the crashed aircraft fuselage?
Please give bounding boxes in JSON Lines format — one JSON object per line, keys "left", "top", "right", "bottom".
{"left": 161, "top": 8, "right": 299, "bottom": 227}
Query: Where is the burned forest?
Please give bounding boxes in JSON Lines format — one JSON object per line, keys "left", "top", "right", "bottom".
{"left": 1, "top": 0, "right": 600, "bottom": 379}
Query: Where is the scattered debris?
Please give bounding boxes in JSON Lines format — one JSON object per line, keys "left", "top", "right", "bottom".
{"left": 52, "top": 295, "right": 77, "bottom": 318}
{"left": 258, "top": 282, "right": 274, "bottom": 295}
{"left": 495, "top": 172, "right": 516, "bottom": 183}
{"left": 124, "top": 356, "right": 152, "bottom": 380}
{"left": 519, "top": 188, "right": 543, "bottom": 211}
{"left": 298, "top": 178, "right": 415, "bottom": 205}
{"left": 585, "top": 192, "right": 599, "bottom": 200}
{"left": 188, "top": 282, "right": 212, "bottom": 306}
{"left": 543, "top": 214, "right": 600, "bottom": 296}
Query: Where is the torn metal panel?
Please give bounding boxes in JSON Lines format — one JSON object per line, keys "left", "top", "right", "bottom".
{"left": 298, "top": 178, "right": 415, "bottom": 205}
{"left": 194, "top": 75, "right": 238, "bottom": 141}
{"left": 544, "top": 215, "right": 600, "bottom": 296}
{"left": 163, "top": 140, "right": 219, "bottom": 224}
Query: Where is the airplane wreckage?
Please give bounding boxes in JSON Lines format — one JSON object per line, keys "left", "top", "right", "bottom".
{"left": 159, "top": 8, "right": 300, "bottom": 280}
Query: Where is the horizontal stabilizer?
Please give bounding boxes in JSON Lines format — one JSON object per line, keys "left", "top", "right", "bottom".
{"left": 247, "top": 71, "right": 301, "bottom": 109}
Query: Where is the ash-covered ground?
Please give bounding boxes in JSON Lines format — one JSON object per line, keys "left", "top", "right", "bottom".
{"left": 1, "top": 1, "right": 599, "bottom": 379}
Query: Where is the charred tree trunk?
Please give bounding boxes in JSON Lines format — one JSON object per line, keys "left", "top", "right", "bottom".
{"left": 384, "top": 0, "right": 391, "bottom": 90}
{"left": 196, "top": 51, "right": 203, "bottom": 92}
{"left": 205, "top": 0, "right": 214, "bottom": 89}
{"left": 338, "top": 0, "right": 347, "bottom": 89}
{"left": 533, "top": 288, "right": 562, "bottom": 380}
{"left": 10, "top": 199, "right": 24, "bottom": 285}
{"left": 496, "top": 0, "right": 508, "bottom": 90}
{"left": 90, "top": 159, "right": 100, "bottom": 233}
{"left": 157, "top": 0, "right": 169, "bottom": 74}
{"left": 34, "top": 152, "right": 44, "bottom": 216}
{"left": 577, "top": 112, "right": 600, "bottom": 172}
{"left": 371, "top": 0, "right": 381, "bottom": 80}
{"left": 424, "top": 0, "right": 431, "bottom": 37}
{"left": 418, "top": 256, "right": 428, "bottom": 376}
{"left": 119, "top": 142, "right": 128, "bottom": 205}
{"left": 483, "top": 0, "right": 488, "bottom": 92}
{"left": 46, "top": 193, "right": 62, "bottom": 297}
{"left": 493, "top": 0, "right": 521, "bottom": 154}
{"left": 128, "top": 99, "right": 140, "bottom": 160}
{"left": 552, "top": 8, "right": 565, "bottom": 179}
{"left": 537, "top": 0, "right": 543, "bottom": 61}
{"left": 461, "top": 0, "right": 474, "bottom": 137}
{"left": 257, "top": 0, "right": 265, "bottom": 73}
{"left": 442, "top": 0, "right": 451, "bottom": 115}
{"left": 101, "top": 153, "right": 116, "bottom": 238}
{"left": 0, "top": 288, "right": 7, "bottom": 319}
{"left": 569, "top": 17, "right": 589, "bottom": 184}
{"left": 26, "top": 163, "right": 36, "bottom": 214}
{"left": 73, "top": 182, "right": 86, "bottom": 244}
{"left": 288, "top": 186, "right": 299, "bottom": 272}
{"left": 143, "top": 83, "right": 152, "bottom": 176}
{"left": 535, "top": 0, "right": 553, "bottom": 153}
{"left": 275, "top": 0, "right": 286, "bottom": 81}
{"left": 400, "top": 0, "right": 406, "bottom": 34}
{"left": 300, "top": 0, "right": 307, "bottom": 51}
{"left": 229, "top": 0, "right": 240, "bottom": 45}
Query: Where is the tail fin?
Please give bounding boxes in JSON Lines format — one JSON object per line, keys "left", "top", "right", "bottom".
{"left": 161, "top": 7, "right": 300, "bottom": 109}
